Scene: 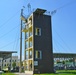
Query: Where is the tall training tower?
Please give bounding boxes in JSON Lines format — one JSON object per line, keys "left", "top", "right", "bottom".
{"left": 22, "top": 8, "right": 54, "bottom": 74}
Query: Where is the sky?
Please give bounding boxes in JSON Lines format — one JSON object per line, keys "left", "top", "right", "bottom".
{"left": 0, "top": 0, "right": 76, "bottom": 59}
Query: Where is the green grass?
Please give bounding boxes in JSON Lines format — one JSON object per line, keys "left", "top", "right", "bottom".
{"left": 1, "top": 70, "right": 76, "bottom": 75}
{"left": 34, "top": 70, "right": 76, "bottom": 75}
{"left": 1, "top": 73, "right": 17, "bottom": 75}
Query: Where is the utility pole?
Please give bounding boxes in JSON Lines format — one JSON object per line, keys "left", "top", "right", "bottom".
{"left": 20, "top": 9, "right": 23, "bottom": 73}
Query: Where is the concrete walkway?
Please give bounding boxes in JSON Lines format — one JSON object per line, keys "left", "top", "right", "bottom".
{"left": 15, "top": 73, "right": 33, "bottom": 75}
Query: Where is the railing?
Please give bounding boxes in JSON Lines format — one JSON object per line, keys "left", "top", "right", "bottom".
{"left": 25, "top": 45, "right": 29, "bottom": 49}
{"left": 24, "top": 25, "right": 29, "bottom": 30}
{"left": 29, "top": 42, "right": 33, "bottom": 48}
{"left": 25, "top": 35, "right": 28, "bottom": 40}
{"left": 29, "top": 23, "right": 32, "bottom": 28}
{"left": 29, "top": 32, "right": 32, "bottom": 37}
{"left": 22, "top": 23, "right": 29, "bottom": 30}
{"left": 25, "top": 55, "right": 28, "bottom": 60}
{"left": 29, "top": 55, "right": 32, "bottom": 59}
{"left": 25, "top": 66, "right": 29, "bottom": 70}
{"left": 22, "top": 21, "right": 32, "bottom": 30}
{"left": 25, "top": 42, "right": 32, "bottom": 49}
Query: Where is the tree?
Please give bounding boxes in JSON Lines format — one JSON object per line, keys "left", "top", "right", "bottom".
{"left": 62, "top": 60, "right": 65, "bottom": 65}
{"left": 69, "top": 59, "right": 73, "bottom": 62}
{"left": 21, "top": 61, "right": 23, "bottom": 66}
{"left": 12, "top": 62, "right": 16, "bottom": 68}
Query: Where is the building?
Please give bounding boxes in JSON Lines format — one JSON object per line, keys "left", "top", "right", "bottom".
{"left": 0, "top": 56, "right": 19, "bottom": 70}
{"left": 53, "top": 53, "right": 76, "bottom": 70}
{"left": 22, "top": 8, "right": 54, "bottom": 74}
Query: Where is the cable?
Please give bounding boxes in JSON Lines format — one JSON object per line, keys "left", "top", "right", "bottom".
{"left": 52, "top": 31, "right": 62, "bottom": 53}
{"left": 51, "top": 1, "right": 76, "bottom": 53}
{"left": 12, "top": 31, "right": 20, "bottom": 57}
{"left": 0, "top": 24, "right": 19, "bottom": 39}
{"left": 52, "top": 35, "right": 59, "bottom": 53}
{"left": 13, "top": 26, "right": 20, "bottom": 51}
{"left": 51, "top": 0, "right": 76, "bottom": 15}
{"left": 56, "top": 0, "right": 76, "bottom": 10}
{"left": 53, "top": 37, "right": 68, "bottom": 53}
{"left": 53, "top": 28, "right": 72, "bottom": 52}
{"left": 0, "top": 40, "right": 19, "bottom": 49}
{"left": 0, "top": 10, "right": 20, "bottom": 29}
{"left": 15, "top": 32, "right": 20, "bottom": 51}
{"left": 53, "top": 47, "right": 59, "bottom": 53}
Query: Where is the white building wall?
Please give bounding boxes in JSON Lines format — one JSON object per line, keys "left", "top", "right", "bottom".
{"left": 0, "top": 58, "right": 2, "bottom": 70}
{"left": 0, "top": 56, "right": 19, "bottom": 70}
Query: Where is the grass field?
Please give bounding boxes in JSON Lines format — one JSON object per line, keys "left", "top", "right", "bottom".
{"left": 34, "top": 70, "right": 76, "bottom": 75}
{"left": 1, "top": 70, "right": 76, "bottom": 75}
{"left": 1, "top": 73, "right": 17, "bottom": 75}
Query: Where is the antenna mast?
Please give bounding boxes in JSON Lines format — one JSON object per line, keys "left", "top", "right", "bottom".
{"left": 27, "top": 3, "right": 31, "bottom": 14}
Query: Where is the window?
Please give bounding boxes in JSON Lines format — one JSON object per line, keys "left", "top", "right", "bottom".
{"left": 25, "top": 41, "right": 29, "bottom": 49}
{"left": 5, "top": 64, "right": 6, "bottom": 66}
{"left": 35, "top": 28, "right": 41, "bottom": 36}
{"left": 29, "top": 32, "right": 32, "bottom": 36}
{"left": 5, "top": 60, "right": 6, "bottom": 62}
{"left": 29, "top": 41, "right": 32, "bottom": 47}
{"left": 29, "top": 51, "right": 32, "bottom": 58}
{"left": 25, "top": 51, "right": 28, "bottom": 59}
{"left": 25, "top": 32, "right": 29, "bottom": 39}
{"left": 10, "top": 60, "right": 11, "bottom": 62}
{"left": 35, "top": 50, "right": 42, "bottom": 59}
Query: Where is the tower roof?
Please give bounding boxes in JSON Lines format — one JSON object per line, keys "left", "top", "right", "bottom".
{"left": 34, "top": 8, "right": 46, "bottom": 14}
